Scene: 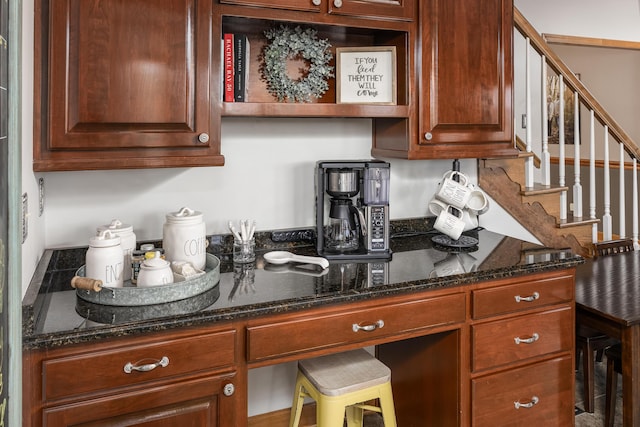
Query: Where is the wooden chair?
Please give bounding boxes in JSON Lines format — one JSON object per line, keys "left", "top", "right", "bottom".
{"left": 576, "top": 239, "right": 633, "bottom": 413}
{"left": 604, "top": 343, "right": 622, "bottom": 427}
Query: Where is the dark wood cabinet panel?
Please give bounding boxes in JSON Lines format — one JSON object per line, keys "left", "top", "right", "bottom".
{"left": 34, "top": 0, "right": 224, "bottom": 171}
{"left": 472, "top": 356, "right": 574, "bottom": 427}
{"left": 23, "top": 325, "right": 242, "bottom": 427}
{"left": 373, "top": 0, "right": 517, "bottom": 160}
{"left": 43, "top": 373, "right": 238, "bottom": 427}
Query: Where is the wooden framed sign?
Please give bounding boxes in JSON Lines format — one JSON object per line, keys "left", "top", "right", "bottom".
{"left": 336, "top": 46, "right": 397, "bottom": 105}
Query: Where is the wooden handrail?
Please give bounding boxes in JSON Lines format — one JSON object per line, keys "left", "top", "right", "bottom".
{"left": 514, "top": 7, "right": 640, "bottom": 160}
{"left": 515, "top": 135, "right": 541, "bottom": 168}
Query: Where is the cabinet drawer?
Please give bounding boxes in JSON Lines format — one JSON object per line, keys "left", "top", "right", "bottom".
{"left": 472, "top": 356, "right": 574, "bottom": 427}
{"left": 247, "top": 293, "right": 465, "bottom": 362}
{"left": 43, "top": 329, "right": 236, "bottom": 401}
{"left": 472, "top": 307, "right": 572, "bottom": 372}
{"left": 472, "top": 273, "right": 573, "bottom": 319}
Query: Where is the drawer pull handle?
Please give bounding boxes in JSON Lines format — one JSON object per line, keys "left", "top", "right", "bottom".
{"left": 514, "top": 291, "right": 539, "bottom": 303}
{"left": 514, "top": 333, "right": 539, "bottom": 345}
{"left": 514, "top": 396, "right": 539, "bottom": 409}
{"left": 352, "top": 320, "right": 384, "bottom": 332}
{"left": 124, "top": 356, "right": 169, "bottom": 374}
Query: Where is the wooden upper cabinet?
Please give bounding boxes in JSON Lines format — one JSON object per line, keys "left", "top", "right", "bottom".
{"left": 372, "top": 0, "right": 516, "bottom": 160}
{"left": 219, "top": 0, "right": 415, "bottom": 21}
{"left": 34, "top": 0, "right": 224, "bottom": 171}
{"left": 419, "top": 0, "right": 516, "bottom": 158}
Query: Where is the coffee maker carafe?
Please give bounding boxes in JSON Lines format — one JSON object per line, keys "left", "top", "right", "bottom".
{"left": 316, "top": 160, "right": 391, "bottom": 260}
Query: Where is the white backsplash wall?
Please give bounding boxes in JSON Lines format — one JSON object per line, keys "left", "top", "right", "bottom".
{"left": 39, "top": 118, "right": 483, "bottom": 249}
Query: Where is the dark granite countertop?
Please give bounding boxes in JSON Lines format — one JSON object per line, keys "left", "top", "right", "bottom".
{"left": 22, "top": 220, "right": 584, "bottom": 350}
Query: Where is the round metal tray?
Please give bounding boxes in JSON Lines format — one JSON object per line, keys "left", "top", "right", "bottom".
{"left": 75, "top": 253, "right": 220, "bottom": 306}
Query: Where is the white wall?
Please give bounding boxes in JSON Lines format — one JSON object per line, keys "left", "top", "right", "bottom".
{"left": 515, "top": 0, "right": 640, "bottom": 41}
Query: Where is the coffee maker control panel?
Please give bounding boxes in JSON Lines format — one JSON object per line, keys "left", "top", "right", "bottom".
{"left": 366, "top": 205, "right": 388, "bottom": 251}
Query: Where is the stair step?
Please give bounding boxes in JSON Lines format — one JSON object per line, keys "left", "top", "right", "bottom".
{"left": 521, "top": 183, "right": 568, "bottom": 196}
{"left": 558, "top": 215, "right": 600, "bottom": 228}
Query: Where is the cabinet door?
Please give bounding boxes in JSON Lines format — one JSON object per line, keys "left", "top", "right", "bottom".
{"left": 43, "top": 373, "right": 238, "bottom": 427}
{"left": 418, "top": 0, "right": 516, "bottom": 158}
{"left": 35, "top": 0, "right": 224, "bottom": 171}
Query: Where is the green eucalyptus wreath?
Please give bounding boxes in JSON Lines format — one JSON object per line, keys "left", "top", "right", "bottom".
{"left": 261, "top": 25, "right": 334, "bottom": 103}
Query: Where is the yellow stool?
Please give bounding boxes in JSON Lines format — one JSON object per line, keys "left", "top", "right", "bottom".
{"left": 289, "top": 348, "right": 397, "bottom": 427}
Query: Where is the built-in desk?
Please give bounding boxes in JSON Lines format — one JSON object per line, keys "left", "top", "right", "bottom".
{"left": 22, "top": 229, "right": 583, "bottom": 426}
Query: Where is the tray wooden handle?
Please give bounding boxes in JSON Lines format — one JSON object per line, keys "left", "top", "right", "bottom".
{"left": 71, "top": 276, "right": 103, "bottom": 292}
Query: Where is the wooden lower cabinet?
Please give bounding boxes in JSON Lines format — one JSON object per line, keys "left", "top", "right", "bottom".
{"left": 25, "top": 269, "right": 576, "bottom": 426}
{"left": 469, "top": 271, "right": 575, "bottom": 426}
{"left": 472, "top": 356, "right": 574, "bottom": 426}
{"left": 23, "top": 326, "right": 242, "bottom": 427}
{"left": 42, "top": 372, "right": 237, "bottom": 426}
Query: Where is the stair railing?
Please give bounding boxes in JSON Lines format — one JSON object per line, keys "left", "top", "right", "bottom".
{"left": 514, "top": 7, "right": 640, "bottom": 247}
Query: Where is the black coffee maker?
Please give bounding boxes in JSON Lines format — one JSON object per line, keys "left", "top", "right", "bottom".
{"left": 316, "top": 160, "right": 391, "bottom": 260}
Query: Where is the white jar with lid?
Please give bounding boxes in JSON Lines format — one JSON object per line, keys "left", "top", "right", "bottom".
{"left": 85, "top": 230, "right": 124, "bottom": 288}
{"left": 162, "top": 207, "right": 207, "bottom": 270}
{"left": 98, "top": 219, "right": 136, "bottom": 281}
{"left": 137, "top": 251, "right": 174, "bottom": 287}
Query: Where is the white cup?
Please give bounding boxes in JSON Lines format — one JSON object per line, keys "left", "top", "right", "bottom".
{"left": 435, "top": 171, "right": 473, "bottom": 209}
{"left": 429, "top": 198, "right": 478, "bottom": 231}
{"left": 466, "top": 188, "right": 489, "bottom": 215}
{"left": 433, "top": 205, "right": 465, "bottom": 240}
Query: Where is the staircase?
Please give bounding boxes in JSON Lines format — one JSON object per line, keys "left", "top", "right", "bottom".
{"left": 478, "top": 7, "right": 640, "bottom": 258}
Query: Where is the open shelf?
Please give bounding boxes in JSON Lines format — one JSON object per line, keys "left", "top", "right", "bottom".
{"left": 219, "top": 15, "right": 411, "bottom": 118}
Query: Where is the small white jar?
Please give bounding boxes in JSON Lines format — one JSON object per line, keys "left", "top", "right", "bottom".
{"left": 86, "top": 230, "right": 124, "bottom": 288}
{"left": 162, "top": 207, "right": 207, "bottom": 270}
{"left": 137, "top": 251, "right": 174, "bottom": 287}
{"left": 98, "top": 219, "right": 136, "bottom": 281}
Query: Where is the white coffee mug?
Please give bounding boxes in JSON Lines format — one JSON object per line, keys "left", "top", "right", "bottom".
{"left": 433, "top": 205, "right": 465, "bottom": 240}
{"left": 429, "top": 198, "right": 478, "bottom": 231}
{"left": 435, "top": 171, "right": 473, "bottom": 209}
{"left": 466, "top": 187, "right": 489, "bottom": 215}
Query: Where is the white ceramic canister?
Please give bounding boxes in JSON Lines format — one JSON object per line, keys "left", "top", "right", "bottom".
{"left": 137, "top": 251, "right": 174, "bottom": 287}
{"left": 97, "top": 219, "right": 136, "bottom": 281}
{"left": 85, "top": 230, "right": 124, "bottom": 288}
{"left": 162, "top": 207, "right": 207, "bottom": 270}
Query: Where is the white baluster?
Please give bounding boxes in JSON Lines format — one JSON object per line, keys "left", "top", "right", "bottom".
{"left": 558, "top": 75, "right": 567, "bottom": 221}
{"left": 603, "top": 127, "right": 612, "bottom": 241}
{"left": 620, "top": 143, "right": 626, "bottom": 237}
{"left": 573, "top": 91, "right": 582, "bottom": 218}
{"left": 525, "top": 37, "right": 534, "bottom": 188}
{"left": 589, "top": 110, "right": 597, "bottom": 243}
{"left": 541, "top": 56, "right": 550, "bottom": 186}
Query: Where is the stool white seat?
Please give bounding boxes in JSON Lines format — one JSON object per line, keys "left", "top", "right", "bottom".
{"left": 289, "top": 348, "right": 397, "bottom": 427}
